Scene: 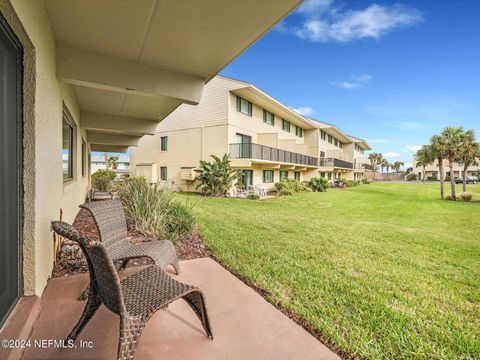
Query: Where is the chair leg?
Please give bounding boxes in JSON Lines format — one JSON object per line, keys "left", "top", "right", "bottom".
{"left": 183, "top": 291, "right": 213, "bottom": 339}
{"left": 66, "top": 286, "right": 101, "bottom": 341}
{"left": 171, "top": 258, "right": 180, "bottom": 275}
{"left": 117, "top": 316, "right": 146, "bottom": 360}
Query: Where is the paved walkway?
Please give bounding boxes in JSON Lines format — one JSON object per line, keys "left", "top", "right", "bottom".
{"left": 23, "top": 258, "right": 339, "bottom": 359}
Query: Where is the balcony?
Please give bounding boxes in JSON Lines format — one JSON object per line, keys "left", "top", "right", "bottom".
{"left": 229, "top": 143, "right": 318, "bottom": 167}
{"left": 354, "top": 163, "right": 373, "bottom": 171}
{"left": 318, "top": 157, "right": 353, "bottom": 169}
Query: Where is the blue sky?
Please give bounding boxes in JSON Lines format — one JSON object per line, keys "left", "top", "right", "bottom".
{"left": 220, "top": 0, "right": 480, "bottom": 168}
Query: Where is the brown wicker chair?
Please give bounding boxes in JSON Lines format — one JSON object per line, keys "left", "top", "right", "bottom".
{"left": 51, "top": 221, "right": 213, "bottom": 360}
{"left": 79, "top": 199, "right": 180, "bottom": 275}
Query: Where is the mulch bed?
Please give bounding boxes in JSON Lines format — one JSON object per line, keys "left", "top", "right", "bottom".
{"left": 52, "top": 208, "right": 209, "bottom": 278}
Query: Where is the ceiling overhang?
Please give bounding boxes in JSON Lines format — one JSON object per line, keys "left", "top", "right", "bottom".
{"left": 45, "top": 0, "right": 302, "bottom": 151}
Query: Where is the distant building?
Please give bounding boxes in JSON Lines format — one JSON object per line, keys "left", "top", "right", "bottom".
{"left": 90, "top": 154, "right": 130, "bottom": 175}
{"left": 412, "top": 155, "right": 479, "bottom": 180}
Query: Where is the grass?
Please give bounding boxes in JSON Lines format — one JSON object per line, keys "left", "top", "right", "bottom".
{"left": 180, "top": 182, "right": 480, "bottom": 359}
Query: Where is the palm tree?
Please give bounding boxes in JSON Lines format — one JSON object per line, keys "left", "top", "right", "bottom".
{"left": 430, "top": 134, "right": 448, "bottom": 200}
{"left": 441, "top": 126, "right": 465, "bottom": 200}
{"left": 392, "top": 161, "right": 405, "bottom": 173}
{"left": 368, "top": 152, "right": 383, "bottom": 180}
{"left": 415, "top": 146, "right": 434, "bottom": 183}
{"left": 458, "top": 129, "right": 479, "bottom": 192}
{"left": 380, "top": 158, "right": 390, "bottom": 173}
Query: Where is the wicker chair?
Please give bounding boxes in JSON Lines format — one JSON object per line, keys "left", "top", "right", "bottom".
{"left": 51, "top": 221, "right": 213, "bottom": 360}
{"left": 79, "top": 199, "right": 180, "bottom": 275}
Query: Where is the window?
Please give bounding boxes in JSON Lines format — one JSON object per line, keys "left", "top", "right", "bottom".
{"left": 328, "top": 135, "right": 333, "bottom": 143}
{"left": 263, "top": 110, "right": 275, "bottom": 126}
{"left": 295, "top": 126, "right": 303, "bottom": 137}
{"left": 62, "top": 108, "right": 75, "bottom": 181}
{"left": 327, "top": 173, "right": 332, "bottom": 180}
{"left": 236, "top": 96, "right": 252, "bottom": 116}
{"left": 282, "top": 119, "right": 290, "bottom": 132}
{"left": 320, "top": 172, "right": 326, "bottom": 178}
{"left": 339, "top": 142, "right": 343, "bottom": 149}
{"left": 160, "top": 166, "right": 167, "bottom": 180}
{"left": 320, "top": 130, "right": 326, "bottom": 140}
{"left": 334, "top": 138, "right": 338, "bottom": 146}
{"left": 160, "top": 136, "right": 168, "bottom": 151}
{"left": 320, "top": 151, "right": 325, "bottom": 158}
{"left": 294, "top": 171, "right": 300, "bottom": 181}
{"left": 81, "top": 139, "right": 86, "bottom": 177}
{"left": 263, "top": 170, "right": 274, "bottom": 183}
{"left": 280, "top": 170, "right": 288, "bottom": 180}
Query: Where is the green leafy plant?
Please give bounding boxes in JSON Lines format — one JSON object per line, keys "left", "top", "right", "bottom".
{"left": 196, "top": 154, "right": 242, "bottom": 197}
{"left": 361, "top": 178, "right": 370, "bottom": 184}
{"left": 91, "top": 169, "right": 116, "bottom": 191}
{"left": 274, "top": 179, "right": 307, "bottom": 196}
{"left": 308, "top": 177, "right": 328, "bottom": 192}
{"left": 458, "top": 192, "right": 473, "bottom": 202}
{"left": 116, "top": 176, "right": 194, "bottom": 241}
{"left": 246, "top": 194, "right": 259, "bottom": 200}
{"left": 406, "top": 173, "right": 418, "bottom": 181}
{"left": 108, "top": 155, "right": 120, "bottom": 170}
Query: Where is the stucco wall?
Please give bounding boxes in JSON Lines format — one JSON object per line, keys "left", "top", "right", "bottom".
{"left": 3, "top": 0, "right": 89, "bottom": 296}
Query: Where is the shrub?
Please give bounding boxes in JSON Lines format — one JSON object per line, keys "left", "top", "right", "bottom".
{"left": 246, "top": 194, "right": 259, "bottom": 200}
{"left": 308, "top": 177, "right": 328, "bottom": 192}
{"left": 116, "top": 176, "right": 194, "bottom": 241}
{"left": 346, "top": 180, "right": 358, "bottom": 187}
{"left": 426, "top": 176, "right": 438, "bottom": 181}
{"left": 361, "top": 178, "right": 370, "bottom": 184}
{"left": 458, "top": 192, "right": 473, "bottom": 202}
{"left": 274, "top": 179, "right": 307, "bottom": 196}
{"left": 406, "top": 173, "right": 418, "bottom": 181}
{"left": 196, "top": 154, "right": 242, "bottom": 197}
{"left": 91, "top": 169, "right": 116, "bottom": 191}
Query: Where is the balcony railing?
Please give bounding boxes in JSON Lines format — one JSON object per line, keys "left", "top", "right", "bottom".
{"left": 318, "top": 157, "right": 353, "bottom": 169}
{"left": 229, "top": 143, "right": 318, "bottom": 166}
{"left": 354, "top": 163, "right": 373, "bottom": 170}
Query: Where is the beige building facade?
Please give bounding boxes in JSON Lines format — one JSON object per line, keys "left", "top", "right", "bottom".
{"left": 130, "top": 77, "right": 372, "bottom": 191}
{"left": 412, "top": 156, "right": 480, "bottom": 180}
{"left": 0, "top": 0, "right": 301, "bottom": 331}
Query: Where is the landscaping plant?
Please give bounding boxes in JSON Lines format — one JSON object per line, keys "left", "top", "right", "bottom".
{"left": 308, "top": 177, "right": 329, "bottom": 192}
{"left": 274, "top": 178, "right": 307, "bottom": 195}
{"left": 116, "top": 176, "right": 194, "bottom": 241}
{"left": 196, "top": 154, "right": 242, "bottom": 196}
{"left": 91, "top": 169, "right": 116, "bottom": 191}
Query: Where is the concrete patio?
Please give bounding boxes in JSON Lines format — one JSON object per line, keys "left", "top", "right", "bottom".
{"left": 18, "top": 258, "right": 338, "bottom": 360}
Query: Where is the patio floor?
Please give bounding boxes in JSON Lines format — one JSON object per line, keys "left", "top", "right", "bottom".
{"left": 22, "top": 258, "right": 338, "bottom": 360}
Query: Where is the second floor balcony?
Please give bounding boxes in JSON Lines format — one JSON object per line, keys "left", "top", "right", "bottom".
{"left": 229, "top": 143, "right": 318, "bottom": 167}
{"left": 318, "top": 157, "right": 353, "bottom": 169}
{"left": 354, "top": 163, "right": 373, "bottom": 171}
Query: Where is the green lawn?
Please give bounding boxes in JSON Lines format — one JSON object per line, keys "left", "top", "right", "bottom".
{"left": 179, "top": 183, "right": 480, "bottom": 359}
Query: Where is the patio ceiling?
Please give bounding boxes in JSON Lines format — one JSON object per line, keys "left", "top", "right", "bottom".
{"left": 44, "top": 0, "right": 302, "bottom": 151}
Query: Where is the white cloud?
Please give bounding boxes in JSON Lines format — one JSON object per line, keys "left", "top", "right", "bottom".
{"left": 367, "top": 139, "right": 390, "bottom": 143}
{"left": 403, "top": 162, "right": 413, "bottom": 168}
{"left": 291, "top": 1, "right": 422, "bottom": 43}
{"left": 291, "top": 106, "right": 315, "bottom": 116}
{"left": 329, "top": 73, "right": 372, "bottom": 90}
{"left": 383, "top": 152, "right": 401, "bottom": 158}
{"left": 406, "top": 145, "right": 422, "bottom": 152}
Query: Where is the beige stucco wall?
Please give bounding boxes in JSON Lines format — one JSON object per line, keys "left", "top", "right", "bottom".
{"left": 4, "top": 0, "right": 89, "bottom": 296}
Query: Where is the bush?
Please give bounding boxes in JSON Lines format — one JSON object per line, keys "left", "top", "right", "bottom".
{"left": 91, "top": 169, "right": 116, "bottom": 191}
{"left": 426, "top": 176, "right": 438, "bottom": 181}
{"left": 246, "top": 194, "right": 259, "bottom": 200}
{"left": 361, "top": 178, "right": 370, "bottom": 184}
{"left": 274, "top": 179, "right": 307, "bottom": 196}
{"left": 196, "top": 154, "right": 242, "bottom": 197}
{"left": 346, "top": 180, "right": 358, "bottom": 187}
{"left": 308, "top": 177, "right": 328, "bottom": 192}
{"left": 458, "top": 192, "right": 473, "bottom": 202}
{"left": 116, "top": 176, "right": 194, "bottom": 241}
{"left": 406, "top": 173, "right": 418, "bottom": 181}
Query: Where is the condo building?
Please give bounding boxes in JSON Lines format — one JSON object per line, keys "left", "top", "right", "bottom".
{"left": 130, "top": 76, "right": 372, "bottom": 191}
{"left": 412, "top": 156, "right": 480, "bottom": 180}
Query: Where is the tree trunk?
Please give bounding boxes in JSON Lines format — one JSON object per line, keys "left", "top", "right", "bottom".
{"left": 422, "top": 166, "right": 425, "bottom": 183}
{"left": 449, "top": 157, "right": 456, "bottom": 200}
{"left": 438, "top": 157, "right": 444, "bottom": 199}
{"left": 462, "top": 164, "right": 468, "bottom": 192}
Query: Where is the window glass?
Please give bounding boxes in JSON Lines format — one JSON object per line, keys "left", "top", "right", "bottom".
{"left": 296, "top": 126, "right": 303, "bottom": 137}
{"left": 294, "top": 171, "right": 300, "bottom": 181}
{"left": 62, "top": 109, "right": 75, "bottom": 181}
{"left": 263, "top": 170, "right": 274, "bottom": 183}
{"left": 236, "top": 96, "right": 252, "bottom": 116}
{"left": 160, "top": 166, "right": 167, "bottom": 180}
{"left": 81, "top": 139, "right": 86, "bottom": 177}
{"left": 282, "top": 119, "right": 290, "bottom": 132}
{"left": 328, "top": 135, "right": 333, "bottom": 143}
{"left": 263, "top": 110, "right": 275, "bottom": 125}
{"left": 280, "top": 170, "right": 288, "bottom": 180}
{"left": 161, "top": 136, "right": 168, "bottom": 151}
